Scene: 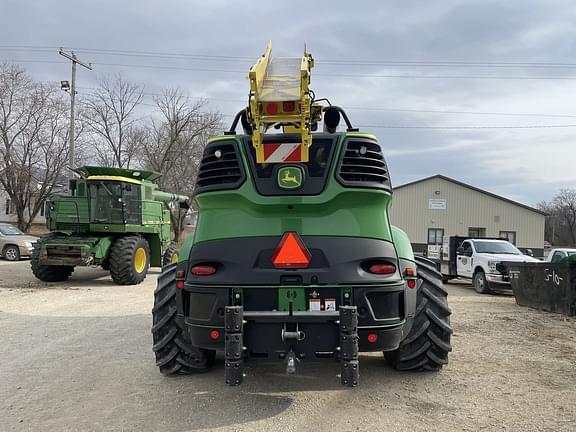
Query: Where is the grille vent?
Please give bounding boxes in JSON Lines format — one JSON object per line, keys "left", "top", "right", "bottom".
{"left": 195, "top": 141, "right": 245, "bottom": 193}
{"left": 337, "top": 140, "right": 391, "bottom": 190}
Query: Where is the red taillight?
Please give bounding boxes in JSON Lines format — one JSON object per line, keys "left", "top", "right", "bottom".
{"left": 272, "top": 232, "right": 311, "bottom": 269}
{"left": 176, "top": 270, "right": 185, "bottom": 279}
{"left": 176, "top": 280, "right": 185, "bottom": 289}
{"left": 367, "top": 333, "right": 378, "bottom": 343}
{"left": 265, "top": 102, "right": 278, "bottom": 115}
{"left": 407, "top": 279, "right": 417, "bottom": 289}
{"left": 282, "top": 101, "right": 295, "bottom": 112}
{"left": 368, "top": 263, "right": 396, "bottom": 275}
{"left": 209, "top": 329, "right": 220, "bottom": 341}
{"left": 191, "top": 265, "right": 217, "bottom": 276}
{"left": 405, "top": 267, "right": 415, "bottom": 277}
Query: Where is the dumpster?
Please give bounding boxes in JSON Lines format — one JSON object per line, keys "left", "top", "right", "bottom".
{"left": 507, "top": 262, "right": 576, "bottom": 316}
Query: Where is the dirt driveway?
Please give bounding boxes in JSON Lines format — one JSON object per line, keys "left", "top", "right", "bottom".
{"left": 0, "top": 260, "right": 575, "bottom": 432}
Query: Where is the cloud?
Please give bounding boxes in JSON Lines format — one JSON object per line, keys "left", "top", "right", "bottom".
{"left": 1, "top": 0, "right": 575, "bottom": 205}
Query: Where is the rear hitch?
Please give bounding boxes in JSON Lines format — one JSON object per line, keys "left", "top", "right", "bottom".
{"left": 286, "top": 350, "right": 297, "bottom": 374}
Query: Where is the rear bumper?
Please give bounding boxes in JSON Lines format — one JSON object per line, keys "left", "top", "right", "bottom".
{"left": 181, "top": 283, "right": 408, "bottom": 359}
{"left": 186, "top": 311, "right": 404, "bottom": 359}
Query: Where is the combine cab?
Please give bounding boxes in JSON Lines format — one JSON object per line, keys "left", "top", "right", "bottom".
{"left": 152, "top": 42, "right": 452, "bottom": 386}
{"left": 32, "top": 166, "right": 188, "bottom": 285}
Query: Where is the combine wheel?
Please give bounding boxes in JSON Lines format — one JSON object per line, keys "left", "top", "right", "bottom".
{"left": 30, "top": 233, "right": 74, "bottom": 282}
{"left": 385, "top": 257, "right": 452, "bottom": 371}
{"left": 152, "top": 264, "right": 215, "bottom": 374}
{"left": 109, "top": 235, "right": 150, "bottom": 285}
{"left": 162, "top": 247, "right": 179, "bottom": 267}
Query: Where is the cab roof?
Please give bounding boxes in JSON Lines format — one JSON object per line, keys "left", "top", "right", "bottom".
{"left": 76, "top": 166, "right": 161, "bottom": 182}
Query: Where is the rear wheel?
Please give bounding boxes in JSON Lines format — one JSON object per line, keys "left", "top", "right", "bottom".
{"left": 109, "top": 236, "right": 150, "bottom": 285}
{"left": 4, "top": 245, "right": 20, "bottom": 261}
{"left": 385, "top": 257, "right": 452, "bottom": 371}
{"left": 30, "top": 233, "right": 74, "bottom": 282}
{"left": 152, "top": 264, "right": 215, "bottom": 374}
{"left": 473, "top": 270, "right": 491, "bottom": 294}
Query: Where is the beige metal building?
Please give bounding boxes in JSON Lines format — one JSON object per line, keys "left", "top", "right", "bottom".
{"left": 389, "top": 175, "right": 546, "bottom": 257}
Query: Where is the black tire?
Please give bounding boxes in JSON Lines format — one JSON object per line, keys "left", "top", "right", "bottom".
{"left": 30, "top": 233, "right": 74, "bottom": 282}
{"left": 4, "top": 245, "right": 20, "bottom": 261}
{"left": 162, "top": 247, "right": 179, "bottom": 268}
{"left": 152, "top": 264, "right": 215, "bottom": 374}
{"left": 473, "top": 270, "right": 491, "bottom": 294}
{"left": 109, "top": 235, "right": 150, "bottom": 285}
{"left": 385, "top": 257, "right": 452, "bottom": 371}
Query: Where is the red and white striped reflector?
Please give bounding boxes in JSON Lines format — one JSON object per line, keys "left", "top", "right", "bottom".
{"left": 263, "top": 143, "right": 302, "bottom": 163}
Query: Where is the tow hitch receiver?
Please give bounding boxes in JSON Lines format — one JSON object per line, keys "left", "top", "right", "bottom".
{"left": 339, "top": 306, "right": 359, "bottom": 387}
{"left": 225, "top": 306, "right": 245, "bottom": 386}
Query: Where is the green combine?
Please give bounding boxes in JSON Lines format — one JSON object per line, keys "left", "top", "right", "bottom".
{"left": 152, "top": 42, "right": 452, "bottom": 386}
{"left": 31, "top": 166, "right": 188, "bottom": 285}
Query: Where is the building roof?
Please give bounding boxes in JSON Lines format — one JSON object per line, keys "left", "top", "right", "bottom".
{"left": 393, "top": 174, "right": 547, "bottom": 216}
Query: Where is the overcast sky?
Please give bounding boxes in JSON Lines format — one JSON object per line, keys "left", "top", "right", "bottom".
{"left": 2, "top": 0, "right": 576, "bottom": 207}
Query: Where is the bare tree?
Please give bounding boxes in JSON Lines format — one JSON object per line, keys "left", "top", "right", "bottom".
{"left": 142, "top": 88, "right": 221, "bottom": 241}
{"left": 539, "top": 188, "right": 576, "bottom": 246}
{"left": 0, "top": 63, "right": 72, "bottom": 231}
{"left": 552, "top": 189, "right": 576, "bottom": 245}
{"left": 82, "top": 73, "right": 144, "bottom": 168}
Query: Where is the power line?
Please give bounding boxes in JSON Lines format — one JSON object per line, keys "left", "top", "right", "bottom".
{"left": 74, "top": 89, "right": 576, "bottom": 128}
{"left": 4, "top": 45, "right": 576, "bottom": 69}
{"left": 8, "top": 59, "right": 576, "bottom": 81}
{"left": 357, "top": 124, "right": 576, "bottom": 130}
{"left": 75, "top": 86, "right": 576, "bottom": 119}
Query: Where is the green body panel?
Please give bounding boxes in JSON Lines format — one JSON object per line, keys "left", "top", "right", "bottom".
{"left": 193, "top": 187, "right": 392, "bottom": 243}
{"left": 178, "top": 230, "right": 196, "bottom": 263}
{"left": 391, "top": 225, "right": 415, "bottom": 261}
{"left": 183, "top": 132, "right": 393, "bottom": 258}
{"left": 42, "top": 166, "right": 188, "bottom": 268}
{"left": 93, "top": 236, "right": 114, "bottom": 259}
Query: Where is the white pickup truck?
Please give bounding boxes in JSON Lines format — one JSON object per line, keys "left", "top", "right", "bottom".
{"left": 441, "top": 237, "right": 540, "bottom": 294}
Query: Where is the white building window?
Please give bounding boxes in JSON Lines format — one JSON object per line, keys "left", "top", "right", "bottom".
{"left": 499, "top": 231, "right": 516, "bottom": 245}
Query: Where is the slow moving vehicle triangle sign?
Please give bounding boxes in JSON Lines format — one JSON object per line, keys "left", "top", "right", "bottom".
{"left": 272, "top": 232, "right": 311, "bottom": 268}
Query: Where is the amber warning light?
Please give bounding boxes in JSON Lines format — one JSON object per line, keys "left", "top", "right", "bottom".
{"left": 272, "top": 232, "right": 311, "bottom": 269}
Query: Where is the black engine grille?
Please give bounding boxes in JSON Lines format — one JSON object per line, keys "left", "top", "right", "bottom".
{"left": 336, "top": 139, "right": 391, "bottom": 190}
{"left": 195, "top": 140, "right": 245, "bottom": 193}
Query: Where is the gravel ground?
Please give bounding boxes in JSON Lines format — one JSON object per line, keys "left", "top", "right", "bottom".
{"left": 0, "top": 260, "right": 575, "bottom": 432}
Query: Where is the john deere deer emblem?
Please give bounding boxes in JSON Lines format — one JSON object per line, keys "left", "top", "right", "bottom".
{"left": 278, "top": 166, "right": 304, "bottom": 189}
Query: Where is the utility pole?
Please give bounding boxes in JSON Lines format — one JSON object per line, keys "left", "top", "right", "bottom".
{"left": 59, "top": 49, "right": 92, "bottom": 171}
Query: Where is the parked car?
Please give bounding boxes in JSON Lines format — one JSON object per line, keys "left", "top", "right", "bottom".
{"left": 0, "top": 224, "right": 38, "bottom": 261}
{"left": 545, "top": 248, "right": 576, "bottom": 263}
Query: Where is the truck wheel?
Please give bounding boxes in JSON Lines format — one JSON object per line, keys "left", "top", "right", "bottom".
{"left": 3, "top": 245, "right": 20, "bottom": 261}
{"left": 385, "top": 257, "right": 452, "bottom": 371}
{"left": 473, "top": 270, "right": 491, "bottom": 294}
{"left": 109, "top": 236, "right": 150, "bottom": 285}
{"left": 162, "top": 247, "right": 179, "bottom": 268}
{"left": 152, "top": 263, "right": 215, "bottom": 374}
{"left": 30, "top": 233, "right": 74, "bottom": 282}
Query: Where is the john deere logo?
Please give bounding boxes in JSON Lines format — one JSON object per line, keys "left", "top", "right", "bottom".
{"left": 278, "top": 166, "right": 303, "bottom": 189}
